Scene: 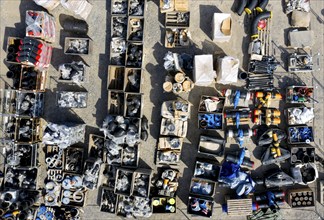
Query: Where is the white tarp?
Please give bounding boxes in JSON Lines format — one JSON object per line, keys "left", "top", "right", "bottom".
{"left": 193, "top": 55, "right": 216, "bottom": 86}
{"left": 217, "top": 56, "right": 239, "bottom": 85}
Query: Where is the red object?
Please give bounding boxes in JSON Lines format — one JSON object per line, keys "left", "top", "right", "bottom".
{"left": 257, "top": 19, "right": 267, "bottom": 30}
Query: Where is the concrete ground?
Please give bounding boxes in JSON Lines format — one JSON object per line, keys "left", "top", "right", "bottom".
{"left": 1, "top": 0, "right": 324, "bottom": 219}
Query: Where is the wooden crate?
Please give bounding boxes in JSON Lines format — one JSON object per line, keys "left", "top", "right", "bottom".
{"left": 108, "top": 90, "right": 125, "bottom": 115}
{"left": 288, "top": 188, "right": 315, "bottom": 208}
{"left": 108, "top": 65, "right": 125, "bottom": 91}
{"left": 19, "top": 66, "right": 47, "bottom": 92}
{"left": 165, "top": 12, "right": 190, "bottom": 28}
{"left": 226, "top": 198, "right": 252, "bottom": 216}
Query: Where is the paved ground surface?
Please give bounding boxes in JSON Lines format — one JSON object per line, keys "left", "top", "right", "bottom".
{"left": 1, "top": 0, "right": 324, "bottom": 219}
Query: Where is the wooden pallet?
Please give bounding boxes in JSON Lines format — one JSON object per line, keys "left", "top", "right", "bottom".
{"left": 227, "top": 198, "right": 252, "bottom": 216}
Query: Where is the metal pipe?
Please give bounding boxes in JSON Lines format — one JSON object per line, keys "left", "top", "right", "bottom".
{"left": 236, "top": 0, "right": 248, "bottom": 15}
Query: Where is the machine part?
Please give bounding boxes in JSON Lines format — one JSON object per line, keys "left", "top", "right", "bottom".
{"left": 251, "top": 11, "right": 272, "bottom": 39}
{"left": 129, "top": 0, "right": 144, "bottom": 16}
{"left": 257, "top": 128, "right": 286, "bottom": 147}
{"left": 261, "top": 146, "right": 291, "bottom": 165}
{"left": 126, "top": 43, "right": 143, "bottom": 67}
{"left": 4, "top": 168, "right": 38, "bottom": 189}
{"left": 286, "top": 86, "right": 314, "bottom": 103}
{"left": 112, "top": 16, "right": 127, "bottom": 38}
{"left": 288, "top": 52, "right": 313, "bottom": 73}
{"left": 190, "top": 178, "right": 215, "bottom": 196}
{"left": 46, "top": 149, "right": 63, "bottom": 169}
{"left": 259, "top": 169, "right": 295, "bottom": 188}
{"left": 198, "top": 113, "right": 222, "bottom": 129}
{"left": 188, "top": 197, "right": 213, "bottom": 218}
{"left": 288, "top": 126, "right": 314, "bottom": 144}
{"left": 65, "top": 148, "right": 83, "bottom": 173}
{"left": 287, "top": 107, "right": 314, "bottom": 125}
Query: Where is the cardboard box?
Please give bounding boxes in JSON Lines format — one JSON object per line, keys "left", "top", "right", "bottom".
{"left": 160, "top": 118, "right": 188, "bottom": 137}
{"left": 111, "top": 0, "right": 128, "bottom": 15}
{"left": 88, "top": 134, "right": 105, "bottom": 161}
{"left": 286, "top": 86, "right": 314, "bottom": 104}
{"left": 115, "top": 168, "right": 134, "bottom": 196}
{"left": 108, "top": 90, "right": 125, "bottom": 115}
{"left": 5, "top": 143, "right": 38, "bottom": 168}
{"left": 188, "top": 196, "right": 214, "bottom": 218}
{"left": 288, "top": 188, "right": 314, "bottom": 208}
{"left": 64, "top": 146, "right": 84, "bottom": 174}
{"left": 127, "top": 17, "right": 144, "bottom": 43}
{"left": 158, "top": 137, "right": 183, "bottom": 151}
{"left": 124, "top": 68, "right": 143, "bottom": 93}
{"left": 212, "top": 13, "right": 231, "bottom": 42}
{"left": 126, "top": 43, "right": 143, "bottom": 68}
{"left": 288, "top": 126, "right": 314, "bottom": 144}
{"left": 161, "top": 99, "right": 191, "bottom": 120}
{"left": 111, "top": 15, "right": 128, "bottom": 38}
{"left": 165, "top": 28, "right": 190, "bottom": 48}
{"left": 198, "top": 96, "right": 224, "bottom": 113}
{"left": 15, "top": 117, "right": 42, "bottom": 143}
{"left": 108, "top": 65, "right": 125, "bottom": 91}
{"left": 290, "top": 146, "right": 315, "bottom": 164}
{"left": 194, "top": 160, "right": 220, "bottom": 181}
{"left": 165, "top": 12, "right": 190, "bottom": 28}
{"left": 110, "top": 38, "right": 126, "bottom": 66}
{"left": 64, "top": 37, "right": 91, "bottom": 55}
{"left": 226, "top": 198, "right": 252, "bottom": 216}
{"left": 132, "top": 168, "right": 152, "bottom": 198}
{"left": 124, "top": 92, "right": 143, "bottom": 118}
{"left": 128, "top": 0, "right": 146, "bottom": 16}
{"left": 122, "top": 143, "right": 139, "bottom": 168}
{"left": 19, "top": 66, "right": 47, "bottom": 92}
{"left": 189, "top": 177, "right": 216, "bottom": 197}
{"left": 160, "top": 0, "right": 175, "bottom": 13}
{"left": 193, "top": 55, "right": 216, "bottom": 86}
{"left": 156, "top": 150, "right": 181, "bottom": 165}
{"left": 46, "top": 145, "right": 65, "bottom": 170}
{"left": 58, "top": 62, "right": 87, "bottom": 84}
{"left": 56, "top": 91, "right": 88, "bottom": 108}
{"left": 198, "top": 135, "right": 225, "bottom": 157}
{"left": 100, "top": 187, "right": 118, "bottom": 213}
{"left": 152, "top": 197, "right": 177, "bottom": 213}
{"left": 4, "top": 167, "right": 39, "bottom": 190}
{"left": 198, "top": 113, "right": 223, "bottom": 130}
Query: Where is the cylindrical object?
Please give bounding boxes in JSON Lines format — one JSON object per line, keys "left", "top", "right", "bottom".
{"left": 224, "top": 110, "right": 251, "bottom": 118}
{"left": 256, "top": 0, "right": 269, "bottom": 12}
{"left": 226, "top": 154, "right": 254, "bottom": 168}
{"left": 276, "top": 147, "right": 282, "bottom": 157}
{"left": 62, "top": 18, "right": 89, "bottom": 34}
{"left": 227, "top": 128, "right": 252, "bottom": 138}
{"left": 19, "top": 45, "right": 42, "bottom": 54}
{"left": 7, "top": 53, "right": 16, "bottom": 61}
{"left": 163, "top": 81, "right": 172, "bottom": 92}
{"left": 265, "top": 109, "right": 280, "bottom": 117}
{"left": 20, "top": 38, "right": 42, "bottom": 48}
{"left": 236, "top": 0, "right": 248, "bottom": 15}
{"left": 251, "top": 11, "right": 272, "bottom": 38}
{"left": 8, "top": 45, "right": 17, "bottom": 53}
{"left": 175, "top": 72, "right": 185, "bottom": 83}
{"left": 245, "top": 0, "right": 258, "bottom": 14}
{"left": 238, "top": 71, "right": 248, "bottom": 80}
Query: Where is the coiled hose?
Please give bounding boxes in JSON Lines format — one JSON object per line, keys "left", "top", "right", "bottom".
{"left": 251, "top": 11, "right": 272, "bottom": 39}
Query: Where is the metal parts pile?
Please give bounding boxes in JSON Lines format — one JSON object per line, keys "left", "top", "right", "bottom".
{"left": 57, "top": 91, "right": 87, "bottom": 108}
{"left": 65, "top": 38, "right": 89, "bottom": 55}
{"left": 59, "top": 61, "right": 86, "bottom": 84}
{"left": 42, "top": 123, "right": 86, "bottom": 149}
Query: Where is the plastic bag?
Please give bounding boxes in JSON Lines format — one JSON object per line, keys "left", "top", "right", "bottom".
{"left": 33, "top": 0, "right": 60, "bottom": 10}
{"left": 61, "top": 0, "right": 93, "bottom": 20}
